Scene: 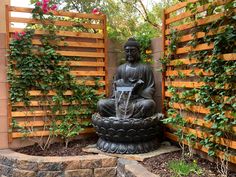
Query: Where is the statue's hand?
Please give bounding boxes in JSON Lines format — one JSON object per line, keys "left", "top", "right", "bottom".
{"left": 132, "top": 79, "right": 144, "bottom": 94}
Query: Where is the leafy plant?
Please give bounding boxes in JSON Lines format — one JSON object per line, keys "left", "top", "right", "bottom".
{"left": 8, "top": 0, "right": 103, "bottom": 148}
{"left": 168, "top": 159, "right": 203, "bottom": 177}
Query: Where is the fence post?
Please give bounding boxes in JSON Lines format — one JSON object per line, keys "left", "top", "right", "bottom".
{"left": 0, "top": 1, "right": 10, "bottom": 149}
{"left": 161, "top": 9, "right": 167, "bottom": 115}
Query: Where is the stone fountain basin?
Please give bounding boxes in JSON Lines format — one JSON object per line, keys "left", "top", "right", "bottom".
{"left": 92, "top": 113, "right": 164, "bottom": 154}
{"left": 92, "top": 114, "right": 163, "bottom": 143}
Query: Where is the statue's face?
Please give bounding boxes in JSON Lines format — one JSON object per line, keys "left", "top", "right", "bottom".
{"left": 125, "top": 46, "right": 139, "bottom": 63}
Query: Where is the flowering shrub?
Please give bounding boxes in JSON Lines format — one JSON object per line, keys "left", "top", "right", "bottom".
{"left": 9, "top": 1, "right": 103, "bottom": 148}
{"left": 13, "top": 31, "right": 26, "bottom": 41}
{"left": 32, "top": 0, "right": 57, "bottom": 19}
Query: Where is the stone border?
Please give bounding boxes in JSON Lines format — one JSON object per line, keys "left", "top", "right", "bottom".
{"left": 0, "top": 149, "right": 117, "bottom": 177}
{"left": 0, "top": 149, "right": 162, "bottom": 177}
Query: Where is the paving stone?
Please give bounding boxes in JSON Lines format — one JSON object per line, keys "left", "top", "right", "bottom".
{"left": 14, "top": 159, "right": 38, "bottom": 171}
{"left": 12, "top": 168, "right": 36, "bottom": 177}
{"left": 37, "top": 161, "right": 65, "bottom": 171}
{"left": 65, "top": 169, "right": 93, "bottom": 177}
{"left": 94, "top": 167, "right": 116, "bottom": 177}
{"left": 101, "top": 157, "right": 117, "bottom": 167}
{"left": 0, "top": 155, "right": 15, "bottom": 166}
{"left": 64, "top": 160, "right": 81, "bottom": 170}
{"left": 0, "top": 164, "right": 12, "bottom": 176}
{"left": 36, "top": 171, "right": 63, "bottom": 177}
{"left": 80, "top": 158, "right": 101, "bottom": 169}
{"left": 125, "top": 163, "right": 159, "bottom": 177}
{"left": 83, "top": 144, "right": 180, "bottom": 161}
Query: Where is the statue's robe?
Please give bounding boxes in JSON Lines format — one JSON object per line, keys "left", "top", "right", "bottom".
{"left": 98, "top": 63, "right": 156, "bottom": 118}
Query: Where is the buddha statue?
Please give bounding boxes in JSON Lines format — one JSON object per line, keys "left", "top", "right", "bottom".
{"left": 98, "top": 38, "right": 156, "bottom": 118}
{"left": 92, "top": 38, "right": 162, "bottom": 154}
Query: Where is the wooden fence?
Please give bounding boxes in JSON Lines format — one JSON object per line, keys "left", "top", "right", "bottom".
{"left": 162, "top": 0, "right": 236, "bottom": 163}
{"left": 6, "top": 5, "right": 108, "bottom": 142}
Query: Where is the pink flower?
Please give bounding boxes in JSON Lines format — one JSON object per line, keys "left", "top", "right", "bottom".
{"left": 92, "top": 8, "right": 101, "bottom": 15}
{"left": 43, "top": 0, "right": 50, "bottom": 4}
{"left": 13, "top": 32, "right": 21, "bottom": 40}
{"left": 43, "top": 8, "right": 48, "bottom": 13}
{"left": 51, "top": 4, "right": 57, "bottom": 10}
{"left": 36, "top": 1, "right": 41, "bottom": 6}
{"left": 21, "top": 31, "right": 26, "bottom": 36}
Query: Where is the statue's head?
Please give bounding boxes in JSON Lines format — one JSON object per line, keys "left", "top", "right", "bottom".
{"left": 124, "top": 38, "right": 140, "bottom": 63}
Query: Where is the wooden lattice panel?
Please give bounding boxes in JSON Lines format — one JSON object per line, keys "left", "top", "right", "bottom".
{"left": 162, "top": 0, "right": 236, "bottom": 163}
{"left": 6, "top": 6, "right": 108, "bottom": 140}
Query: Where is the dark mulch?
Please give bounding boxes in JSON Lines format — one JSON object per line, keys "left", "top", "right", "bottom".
{"left": 142, "top": 150, "right": 236, "bottom": 177}
{"left": 15, "top": 136, "right": 98, "bottom": 156}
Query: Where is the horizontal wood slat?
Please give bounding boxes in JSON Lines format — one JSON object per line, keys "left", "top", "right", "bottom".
{"left": 165, "top": 81, "right": 205, "bottom": 88}
{"left": 165, "top": 0, "right": 199, "bottom": 14}
{"left": 12, "top": 128, "right": 95, "bottom": 138}
{"left": 16, "top": 118, "right": 90, "bottom": 127}
{"left": 183, "top": 115, "right": 236, "bottom": 133}
{"left": 59, "top": 61, "right": 105, "bottom": 67}
{"left": 165, "top": 132, "right": 236, "bottom": 164}
{"left": 166, "top": 124, "right": 236, "bottom": 149}
{"left": 165, "top": 26, "right": 227, "bottom": 45}
{"left": 56, "top": 51, "right": 104, "bottom": 57}
{"left": 170, "top": 102, "right": 234, "bottom": 119}
{"left": 165, "top": 91, "right": 233, "bottom": 104}
{"left": 13, "top": 101, "right": 87, "bottom": 107}
{"left": 27, "top": 39, "right": 105, "bottom": 48}
{"left": 165, "top": 43, "right": 214, "bottom": 55}
{"left": 70, "top": 70, "right": 105, "bottom": 76}
{"left": 165, "top": 81, "right": 230, "bottom": 89}
{"left": 12, "top": 109, "right": 97, "bottom": 117}
{"left": 165, "top": 9, "right": 236, "bottom": 35}
{"left": 10, "top": 28, "right": 104, "bottom": 39}
{"left": 10, "top": 17, "right": 103, "bottom": 29}
{"left": 9, "top": 6, "right": 105, "bottom": 20}
{"left": 168, "top": 53, "right": 236, "bottom": 66}
{"left": 166, "top": 69, "right": 212, "bottom": 76}
{"left": 27, "top": 89, "right": 105, "bottom": 96}
{"left": 165, "top": 0, "right": 231, "bottom": 25}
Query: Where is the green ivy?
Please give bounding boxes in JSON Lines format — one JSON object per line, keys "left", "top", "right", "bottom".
{"left": 162, "top": 0, "right": 236, "bottom": 160}
{"left": 9, "top": 2, "right": 104, "bottom": 148}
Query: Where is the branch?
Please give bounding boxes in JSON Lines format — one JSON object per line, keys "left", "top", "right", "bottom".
{"left": 137, "top": 0, "right": 161, "bottom": 30}
{"left": 71, "top": 0, "right": 80, "bottom": 12}
{"left": 121, "top": 0, "right": 161, "bottom": 30}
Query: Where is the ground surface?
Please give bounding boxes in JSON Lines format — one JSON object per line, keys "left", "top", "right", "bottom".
{"left": 16, "top": 138, "right": 235, "bottom": 176}
{"left": 142, "top": 150, "right": 236, "bottom": 177}
{"left": 16, "top": 136, "right": 98, "bottom": 156}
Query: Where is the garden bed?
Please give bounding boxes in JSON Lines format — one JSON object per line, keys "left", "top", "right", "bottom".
{"left": 15, "top": 136, "right": 98, "bottom": 156}
{"left": 142, "top": 150, "right": 236, "bottom": 177}
{"left": 9, "top": 138, "right": 236, "bottom": 177}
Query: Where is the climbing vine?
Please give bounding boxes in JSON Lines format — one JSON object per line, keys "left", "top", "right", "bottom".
{"left": 162, "top": 0, "right": 236, "bottom": 170}
{"left": 8, "top": 0, "right": 104, "bottom": 148}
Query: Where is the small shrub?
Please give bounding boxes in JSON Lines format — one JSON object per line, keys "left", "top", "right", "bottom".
{"left": 168, "top": 159, "right": 203, "bottom": 177}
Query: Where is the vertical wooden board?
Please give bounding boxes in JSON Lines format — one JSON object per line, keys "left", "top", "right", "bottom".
{"left": 162, "top": 9, "right": 167, "bottom": 115}
{"left": 102, "top": 16, "right": 109, "bottom": 96}
{"left": 5, "top": 5, "right": 12, "bottom": 143}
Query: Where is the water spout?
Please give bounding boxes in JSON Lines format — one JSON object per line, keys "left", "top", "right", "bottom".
{"left": 115, "top": 86, "right": 133, "bottom": 119}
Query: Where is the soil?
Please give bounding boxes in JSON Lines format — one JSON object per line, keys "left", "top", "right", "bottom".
{"left": 142, "top": 150, "right": 236, "bottom": 177}
{"left": 15, "top": 135, "right": 98, "bottom": 156}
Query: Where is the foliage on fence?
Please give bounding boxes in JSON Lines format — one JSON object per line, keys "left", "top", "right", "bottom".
{"left": 161, "top": 0, "right": 236, "bottom": 166}
{"left": 6, "top": 1, "right": 107, "bottom": 148}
